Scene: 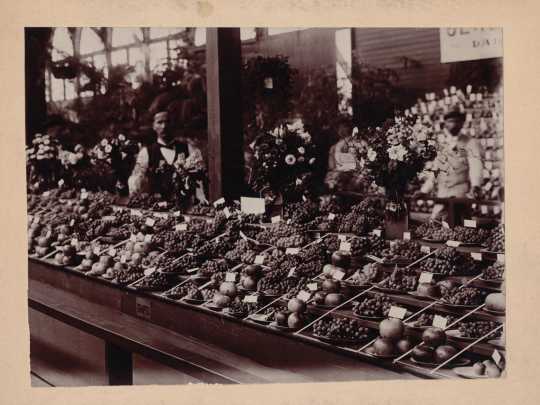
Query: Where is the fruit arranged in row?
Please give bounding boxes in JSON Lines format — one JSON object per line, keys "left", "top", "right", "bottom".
{"left": 380, "top": 240, "right": 424, "bottom": 265}
{"left": 377, "top": 268, "right": 418, "bottom": 292}
{"left": 312, "top": 317, "right": 372, "bottom": 343}
{"left": 484, "top": 225, "right": 504, "bottom": 252}
{"left": 353, "top": 293, "right": 393, "bottom": 319}
{"left": 482, "top": 262, "right": 504, "bottom": 280}
{"left": 457, "top": 321, "right": 502, "bottom": 339}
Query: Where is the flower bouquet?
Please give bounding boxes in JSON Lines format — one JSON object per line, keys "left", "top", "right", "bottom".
{"left": 249, "top": 119, "right": 317, "bottom": 203}
{"left": 26, "top": 133, "right": 62, "bottom": 192}
{"left": 349, "top": 114, "right": 438, "bottom": 238}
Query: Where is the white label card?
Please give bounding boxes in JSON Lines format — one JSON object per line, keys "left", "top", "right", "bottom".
{"left": 130, "top": 234, "right": 137, "bottom": 242}
{"left": 403, "top": 232, "right": 411, "bottom": 241}
{"left": 464, "top": 219, "right": 477, "bottom": 228}
{"left": 492, "top": 350, "right": 503, "bottom": 367}
{"left": 493, "top": 206, "right": 501, "bottom": 215}
{"left": 328, "top": 213, "right": 336, "bottom": 220}
{"left": 432, "top": 315, "right": 448, "bottom": 329}
{"left": 244, "top": 295, "right": 259, "bottom": 303}
{"left": 285, "top": 248, "right": 300, "bottom": 255}
{"left": 307, "top": 283, "right": 319, "bottom": 292}
{"left": 254, "top": 255, "right": 265, "bottom": 265}
{"left": 339, "top": 242, "right": 351, "bottom": 252}
{"left": 174, "top": 211, "right": 181, "bottom": 217}
{"left": 497, "top": 254, "right": 505, "bottom": 264}
{"left": 58, "top": 179, "right": 64, "bottom": 187}
{"left": 175, "top": 223, "right": 188, "bottom": 231}
{"left": 388, "top": 306, "right": 407, "bottom": 319}
{"left": 337, "top": 234, "right": 347, "bottom": 242}
{"left": 145, "top": 218, "right": 155, "bottom": 227}
{"left": 481, "top": 205, "right": 489, "bottom": 214}
{"left": 471, "top": 252, "right": 483, "bottom": 261}
{"left": 144, "top": 267, "right": 156, "bottom": 276}
{"left": 158, "top": 201, "right": 168, "bottom": 208}
{"left": 421, "top": 246, "right": 431, "bottom": 254}
{"left": 45, "top": 230, "right": 52, "bottom": 238}
{"left": 42, "top": 191, "right": 51, "bottom": 198}
{"left": 70, "top": 219, "right": 75, "bottom": 227}
{"left": 70, "top": 238, "right": 78, "bottom": 247}
{"left": 184, "top": 216, "right": 191, "bottom": 223}
{"left": 223, "top": 207, "right": 232, "bottom": 218}
{"left": 333, "top": 270, "right": 345, "bottom": 280}
{"left": 447, "top": 240, "right": 462, "bottom": 247}
{"left": 93, "top": 247, "right": 101, "bottom": 255}
{"left": 144, "top": 234, "right": 153, "bottom": 243}
{"left": 225, "top": 272, "right": 238, "bottom": 282}
{"left": 419, "top": 272, "right": 433, "bottom": 284}
{"left": 271, "top": 216, "right": 281, "bottom": 223}
{"left": 297, "top": 291, "right": 312, "bottom": 302}
{"left": 288, "top": 267, "right": 296, "bottom": 278}
{"left": 121, "top": 255, "right": 127, "bottom": 264}
{"left": 213, "top": 197, "right": 225, "bottom": 207}
{"left": 154, "top": 213, "right": 168, "bottom": 219}
{"left": 108, "top": 248, "right": 117, "bottom": 257}
{"left": 80, "top": 192, "right": 88, "bottom": 200}
{"left": 373, "top": 229, "right": 383, "bottom": 237}
{"left": 240, "top": 197, "right": 266, "bottom": 215}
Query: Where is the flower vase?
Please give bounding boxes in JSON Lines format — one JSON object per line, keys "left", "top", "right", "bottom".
{"left": 384, "top": 192, "right": 409, "bottom": 240}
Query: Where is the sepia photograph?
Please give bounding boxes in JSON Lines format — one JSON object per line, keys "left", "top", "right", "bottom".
{"left": 25, "top": 26, "right": 505, "bottom": 387}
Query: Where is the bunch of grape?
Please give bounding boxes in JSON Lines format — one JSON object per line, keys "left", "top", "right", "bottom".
{"left": 322, "top": 235, "right": 340, "bottom": 252}
{"left": 408, "top": 313, "right": 457, "bottom": 328}
{"left": 417, "top": 248, "right": 479, "bottom": 276}
{"left": 257, "top": 269, "right": 296, "bottom": 295}
{"left": 295, "top": 260, "right": 324, "bottom": 279}
{"left": 175, "top": 254, "right": 203, "bottom": 271}
{"left": 378, "top": 268, "right": 418, "bottom": 292}
{"left": 284, "top": 201, "right": 320, "bottom": 224}
{"left": 210, "top": 271, "right": 226, "bottom": 289}
{"left": 312, "top": 317, "right": 372, "bottom": 342}
{"left": 381, "top": 240, "right": 423, "bottom": 264}
{"left": 413, "top": 222, "right": 452, "bottom": 241}
{"left": 299, "top": 244, "right": 328, "bottom": 263}
{"left": 283, "top": 277, "right": 311, "bottom": 299}
{"left": 482, "top": 262, "right": 505, "bottom": 280}
{"left": 443, "top": 287, "right": 486, "bottom": 306}
{"left": 352, "top": 294, "right": 393, "bottom": 318}
{"left": 338, "top": 198, "right": 383, "bottom": 235}
{"left": 184, "top": 287, "right": 204, "bottom": 301}
{"left": 485, "top": 225, "right": 505, "bottom": 253}
{"left": 367, "top": 234, "right": 386, "bottom": 257}
{"left": 133, "top": 272, "right": 176, "bottom": 291}
{"left": 226, "top": 298, "right": 260, "bottom": 316}
{"left": 200, "top": 288, "right": 215, "bottom": 301}
{"left": 187, "top": 203, "right": 215, "bottom": 216}
{"left": 308, "top": 215, "right": 341, "bottom": 232}
{"left": 154, "top": 253, "right": 183, "bottom": 273}
{"left": 458, "top": 321, "right": 502, "bottom": 338}
{"left": 240, "top": 250, "right": 258, "bottom": 265}
{"left": 198, "top": 259, "right": 229, "bottom": 277}
{"left": 451, "top": 226, "right": 490, "bottom": 245}
{"left": 319, "top": 195, "right": 348, "bottom": 214}
{"left": 126, "top": 193, "right": 161, "bottom": 209}
{"left": 164, "top": 281, "right": 199, "bottom": 299}
{"left": 275, "top": 234, "right": 309, "bottom": 249}
{"left": 256, "top": 223, "right": 305, "bottom": 245}
{"left": 349, "top": 236, "right": 372, "bottom": 257}
{"left": 224, "top": 239, "right": 253, "bottom": 264}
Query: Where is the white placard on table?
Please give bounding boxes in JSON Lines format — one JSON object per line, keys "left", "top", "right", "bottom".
{"left": 254, "top": 255, "right": 265, "bottom": 265}
{"left": 403, "top": 232, "right": 411, "bottom": 241}
{"left": 481, "top": 205, "right": 489, "bottom": 215}
{"left": 223, "top": 207, "right": 232, "bottom": 218}
{"left": 58, "top": 179, "right": 64, "bottom": 187}
{"left": 93, "top": 247, "right": 101, "bottom": 255}
{"left": 285, "top": 248, "right": 300, "bottom": 255}
{"left": 471, "top": 252, "right": 483, "bottom": 261}
{"left": 297, "top": 290, "right": 312, "bottom": 302}
{"left": 419, "top": 272, "right": 434, "bottom": 284}
{"left": 244, "top": 295, "right": 259, "bottom": 304}
{"left": 333, "top": 270, "right": 345, "bottom": 280}
{"left": 108, "top": 248, "right": 117, "bottom": 257}
{"left": 432, "top": 315, "right": 448, "bottom": 329}
{"left": 184, "top": 216, "right": 191, "bottom": 223}
{"left": 337, "top": 234, "right": 347, "bottom": 242}
{"left": 339, "top": 242, "right": 352, "bottom": 252}
{"left": 213, "top": 197, "right": 225, "bottom": 207}
{"left": 157, "top": 201, "right": 168, "bottom": 208}
{"left": 173, "top": 211, "right": 181, "bottom": 217}
{"left": 69, "top": 219, "right": 75, "bottom": 227}
{"left": 45, "top": 230, "right": 52, "bottom": 238}
{"left": 307, "top": 283, "right": 319, "bottom": 292}
{"left": 225, "top": 272, "right": 238, "bottom": 282}
{"left": 175, "top": 223, "right": 188, "bottom": 231}
{"left": 271, "top": 216, "right": 281, "bottom": 224}
{"left": 464, "top": 219, "right": 477, "bottom": 228}
{"left": 120, "top": 255, "right": 127, "bottom": 264}
{"left": 493, "top": 205, "right": 501, "bottom": 215}
{"left": 70, "top": 238, "right": 79, "bottom": 247}
{"left": 240, "top": 197, "right": 266, "bottom": 215}
{"left": 80, "top": 191, "right": 88, "bottom": 200}
{"left": 144, "top": 267, "right": 156, "bottom": 276}
{"left": 388, "top": 306, "right": 407, "bottom": 320}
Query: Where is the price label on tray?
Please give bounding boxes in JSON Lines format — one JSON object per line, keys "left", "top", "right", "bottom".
{"left": 372, "top": 229, "right": 383, "bottom": 237}
{"left": 492, "top": 349, "right": 503, "bottom": 367}
{"left": 131, "top": 209, "right": 143, "bottom": 217}
{"left": 154, "top": 212, "right": 169, "bottom": 219}
{"left": 145, "top": 218, "right": 155, "bottom": 227}
{"left": 93, "top": 247, "right": 101, "bottom": 255}
{"left": 487, "top": 138, "right": 495, "bottom": 147}
{"left": 471, "top": 252, "right": 483, "bottom": 261}
{"left": 497, "top": 254, "right": 505, "bottom": 264}
{"left": 333, "top": 270, "right": 345, "bottom": 280}
{"left": 307, "top": 283, "right": 318, "bottom": 292}
{"left": 213, "top": 197, "right": 225, "bottom": 207}
{"left": 288, "top": 267, "right": 296, "bottom": 278}
{"left": 58, "top": 179, "right": 64, "bottom": 187}
{"left": 403, "top": 232, "right": 411, "bottom": 241}
{"left": 481, "top": 205, "right": 489, "bottom": 215}
{"left": 432, "top": 315, "right": 448, "bottom": 329}
{"left": 464, "top": 219, "right": 477, "bottom": 228}
{"left": 328, "top": 213, "right": 336, "bottom": 220}
{"left": 33, "top": 215, "right": 41, "bottom": 224}
{"left": 420, "top": 246, "right": 431, "bottom": 254}
{"left": 173, "top": 211, "right": 181, "bottom": 217}
{"left": 285, "top": 248, "right": 300, "bottom": 255}
{"left": 446, "top": 240, "right": 462, "bottom": 247}
{"left": 419, "top": 272, "right": 433, "bottom": 284}
{"left": 108, "top": 248, "right": 117, "bottom": 257}
{"left": 388, "top": 306, "right": 407, "bottom": 320}
{"left": 240, "top": 197, "right": 266, "bottom": 215}
{"left": 225, "top": 272, "right": 238, "bottom": 282}
{"left": 130, "top": 234, "right": 137, "bottom": 242}
{"left": 80, "top": 191, "right": 88, "bottom": 200}
{"left": 183, "top": 216, "right": 191, "bottom": 223}
{"left": 271, "top": 216, "right": 281, "bottom": 223}
{"left": 143, "top": 234, "right": 152, "bottom": 243}
{"left": 297, "top": 290, "right": 312, "bottom": 302}
{"left": 254, "top": 255, "right": 265, "bottom": 265}
{"left": 120, "top": 255, "right": 127, "bottom": 264}
{"left": 337, "top": 234, "right": 347, "bottom": 242}
{"left": 158, "top": 201, "right": 168, "bottom": 208}
{"left": 339, "top": 242, "right": 351, "bottom": 252}
{"left": 69, "top": 219, "right": 75, "bottom": 227}
{"left": 144, "top": 267, "right": 156, "bottom": 276}
{"left": 45, "top": 230, "right": 52, "bottom": 238}
{"left": 493, "top": 205, "right": 502, "bottom": 215}
{"left": 175, "top": 223, "right": 188, "bottom": 232}
{"left": 243, "top": 295, "right": 259, "bottom": 304}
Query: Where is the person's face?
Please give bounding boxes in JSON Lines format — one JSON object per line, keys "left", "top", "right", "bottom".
{"left": 445, "top": 118, "right": 463, "bottom": 136}
{"left": 153, "top": 113, "right": 170, "bottom": 139}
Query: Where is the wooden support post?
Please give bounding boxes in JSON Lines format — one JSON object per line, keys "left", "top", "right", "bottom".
{"left": 105, "top": 341, "right": 133, "bottom": 385}
{"left": 206, "top": 28, "right": 244, "bottom": 201}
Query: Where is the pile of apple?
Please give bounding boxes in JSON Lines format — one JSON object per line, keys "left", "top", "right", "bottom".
{"left": 52, "top": 244, "right": 77, "bottom": 266}
{"left": 322, "top": 250, "right": 352, "bottom": 280}
{"left": 311, "top": 279, "right": 347, "bottom": 307}
{"left": 366, "top": 318, "right": 414, "bottom": 357}
{"left": 409, "top": 327, "right": 461, "bottom": 366}
{"left": 239, "top": 264, "right": 262, "bottom": 291}
{"left": 272, "top": 298, "right": 308, "bottom": 330}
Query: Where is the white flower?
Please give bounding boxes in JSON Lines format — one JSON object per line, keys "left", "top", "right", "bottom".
{"left": 121, "top": 152, "right": 127, "bottom": 159}
{"left": 287, "top": 119, "right": 304, "bottom": 133}
{"left": 106, "top": 157, "right": 112, "bottom": 164}
{"left": 352, "top": 127, "right": 359, "bottom": 137}
{"left": 300, "top": 132, "right": 312, "bottom": 143}
{"left": 275, "top": 138, "right": 283, "bottom": 145}
{"left": 367, "top": 148, "right": 377, "bottom": 162}
{"left": 97, "top": 150, "right": 105, "bottom": 160}
{"left": 309, "top": 158, "right": 316, "bottom": 165}
{"left": 298, "top": 147, "right": 305, "bottom": 155}
{"left": 295, "top": 178, "right": 303, "bottom": 185}
{"left": 118, "top": 134, "right": 126, "bottom": 142}
{"left": 74, "top": 144, "right": 83, "bottom": 153}
{"left": 387, "top": 144, "right": 408, "bottom": 162}
{"left": 76, "top": 152, "right": 84, "bottom": 160}
{"left": 285, "top": 154, "right": 296, "bottom": 165}
{"left": 101, "top": 139, "right": 108, "bottom": 147}
{"left": 105, "top": 144, "right": 113, "bottom": 153}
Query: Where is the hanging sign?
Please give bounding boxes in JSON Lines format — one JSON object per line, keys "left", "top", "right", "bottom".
{"left": 240, "top": 197, "right": 266, "bottom": 215}
{"left": 440, "top": 28, "right": 503, "bottom": 63}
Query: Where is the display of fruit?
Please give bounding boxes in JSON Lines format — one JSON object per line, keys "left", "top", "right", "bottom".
{"left": 352, "top": 293, "right": 393, "bottom": 318}
{"left": 256, "top": 223, "right": 307, "bottom": 246}
{"left": 482, "top": 262, "right": 505, "bottom": 280}
{"left": 132, "top": 272, "right": 177, "bottom": 291}
{"left": 417, "top": 247, "right": 481, "bottom": 276}
{"left": 406, "top": 313, "right": 457, "bottom": 329}
{"left": 412, "top": 221, "right": 453, "bottom": 241}
{"left": 411, "top": 345, "right": 435, "bottom": 362}
{"left": 219, "top": 282, "right": 238, "bottom": 298}
{"left": 338, "top": 198, "right": 383, "bottom": 235}
{"left": 225, "top": 297, "right": 260, "bottom": 317}
{"left": 284, "top": 200, "right": 319, "bottom": 224}
{"left": 458, "top": 321, "right": 502, "bottom": 339}
{"left": 372, "top": 337, "right": 396, "bottom": 356}
{"left": 379, "top": 318, "right": 405, "bottom": 341}
{"left": 287, "top": 312, "right": 305, "bottom": 330}
{"left": 198, "top": 259, "right": 229, "bottom": 277}
{"left": 485, "top": 293, "right": 505, "bottom": 312}
{"left": 331, "top": 250, "right": 351, "bottom": 268}
{"left": 377, "top": 268, "right": 417, "bottom": 292}
{"left": 380, "top": 240, "right": 424, "bottom": 265}
{"left": 450, "top": 226, "right": 490, "bottom": 245}
{"left": 422, "top": 327, "right": 447, "bottom": 347}
{"left": 312, "top": 317, "right": 371, "bottom": 343}
{"left": 224, "top": 239, "right": 256, "bottom": 264}
{"left": 324, "top": 293, "right": 345, "bottom": 307}
{"left": 347, "top": 263, "right": 383, "bottom": 286}
{"left": 288, "top": 298, "right": 307, "bottom": 313}
{"left": 485, "top": 225, "right": 504, "bottom": 252}
{"left": 415, "top": 282, "right": 441, "bottom": 298}
{"left": 442, "top": 287, "right": 487, "bottom": 306}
